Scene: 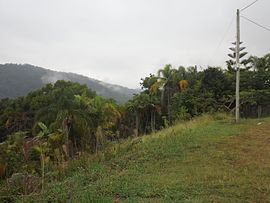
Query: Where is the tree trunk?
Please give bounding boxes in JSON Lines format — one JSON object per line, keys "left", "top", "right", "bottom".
{"left": 74, "top": 138, "right": 78, "bottom": 155}
{"left": 144, "top": 111, "right": 149, "bottom": 135}
{"left": 151, "top": 109, "right": 155, "bottom": 133}
{"left": 167, "top": 89, "right": 171, "bottom": 124}
{"left": 161, "top": 89, "right": 165, "bottom": 106}
{"left": 258, "top": 105, "right": 262, "bottom": 118}
{"left": 135, "top": 110, "right": 140, "bottom": 136}
{"left": 41, "top": 153, "right": 45, "bottom": 193}
{"left": 90, "top": 133, "right": 97, "bottom": 154}
{"left": 62, "top": 116, "right": 72, "bottom": 160}
{"left": 64, "top": 130, "right": 69, "bottom": 160}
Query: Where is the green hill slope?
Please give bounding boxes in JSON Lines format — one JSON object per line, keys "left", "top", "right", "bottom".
{"left": 17, "top": 115, "right": 270, "bottom": 202}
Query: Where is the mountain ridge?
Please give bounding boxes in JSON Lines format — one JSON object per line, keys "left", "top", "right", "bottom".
{"left": 0, "top": 63, "right": 139, "bottom": 103}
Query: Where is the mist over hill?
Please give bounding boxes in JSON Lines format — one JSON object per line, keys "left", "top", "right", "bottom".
{"left": 0, "top": 64, "right": 139, "bottom": 103}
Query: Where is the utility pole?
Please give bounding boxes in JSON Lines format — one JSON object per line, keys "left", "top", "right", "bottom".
{"left": 235, "top": 9, "right": 240, "bottom": 123}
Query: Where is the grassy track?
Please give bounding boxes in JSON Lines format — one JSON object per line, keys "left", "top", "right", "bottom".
{"left": 18, "top": 115, "right": 270, "bottom": 202}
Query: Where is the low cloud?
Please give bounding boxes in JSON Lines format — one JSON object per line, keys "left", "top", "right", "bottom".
{"left": 41, "top": 71, "right": 70, "bottom": 84}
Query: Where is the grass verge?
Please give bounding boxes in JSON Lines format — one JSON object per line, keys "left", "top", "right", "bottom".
{"left": 15, "top": 114, "right": 270, "bottom": 202}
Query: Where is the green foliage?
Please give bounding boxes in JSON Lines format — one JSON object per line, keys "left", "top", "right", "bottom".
{"left": 0, "top": 132, "right": 27, "bottom": 176}
{"left": 125, "top": 53, "right": 270, "bottom": 136}
{"left": 37, "top": 122, "right": 50, "bottom": 138}
{"left": 0, "top": 81, "right": 122, "bottom": 189}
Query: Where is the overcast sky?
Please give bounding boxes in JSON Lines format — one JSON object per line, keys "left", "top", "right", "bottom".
{"left": 0, "top": 0, "right": 269, "bottom": 88}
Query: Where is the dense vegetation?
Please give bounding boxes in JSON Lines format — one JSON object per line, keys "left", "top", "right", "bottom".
{"left": 0, "top": 53, "right": 269, "bottom": 201}
{"left": 126, "top": 53, "right": 270, "bottom": 135}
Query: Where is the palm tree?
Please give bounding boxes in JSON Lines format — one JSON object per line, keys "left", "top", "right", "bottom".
{"left": 74, "top": 95, "right": 121, "bottom": 153}
{"left": 126, "top": 95, "right": 142, "bottom": 136}
{"left": 34, "top": 97, "right": 94, "bottom": 158}
{"left": 155, "top": 64, "right": 177, "bottom": 123}
{"left": 140, "top": 74, "right": 161, "bottom": 133}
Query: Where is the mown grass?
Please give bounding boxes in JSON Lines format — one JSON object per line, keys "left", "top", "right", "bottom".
{"left": 17, "top": 114, "right": 270, "bottom": 202}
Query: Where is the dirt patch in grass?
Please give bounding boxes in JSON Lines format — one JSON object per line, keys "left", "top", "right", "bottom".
{"left": 221, "top": 122, "right": 270, "bottom": 168}
{"left": 211, "top": 121, "right": 270, "bottom": 202}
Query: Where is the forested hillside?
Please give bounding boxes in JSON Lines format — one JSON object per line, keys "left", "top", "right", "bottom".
{"left": 0, "top": 64, "right": 138, "bottom": 103}
{"left": 0, "top": 53, "right": 269, "bottom": 202}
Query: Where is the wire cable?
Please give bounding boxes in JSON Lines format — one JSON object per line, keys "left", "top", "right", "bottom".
{"left": 240, "top": 0, "right": 259, "bottom": 12}
{"left": 241, "top": 15, "right": 270, "bottom": 32}
{"left": 207, "top": 16, "right": 235, "bottom": 65}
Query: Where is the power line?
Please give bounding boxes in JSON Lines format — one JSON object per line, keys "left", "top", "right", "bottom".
{"left": 241, "top": 15, "right": 270, "bottom": 32}
{"left": 207, "top": 15, "right": 234, "bottom": 65}
{"left": 240, "top": 0, "right": 259, "bottom": 12}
